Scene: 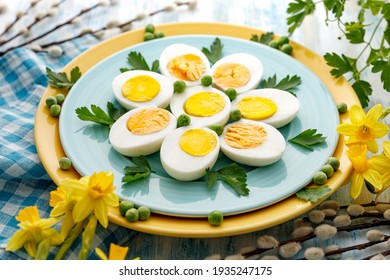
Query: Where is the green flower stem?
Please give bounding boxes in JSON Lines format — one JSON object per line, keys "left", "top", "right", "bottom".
{"left": 54, "top": 220, "right": 86, "bottom": 260}
{"left": 35, "top": 238, "right": 51, "bottom": 260}
{"left": 78, "top": 215, "right": 98, "bottom": 260}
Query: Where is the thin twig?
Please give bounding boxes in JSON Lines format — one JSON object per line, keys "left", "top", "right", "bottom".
{"left": 362, "top": 248, "right": 390, "bottom": 260}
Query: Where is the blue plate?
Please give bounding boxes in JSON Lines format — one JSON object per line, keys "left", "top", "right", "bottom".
{"left": 59, "top": 35, "right": 339, "bottom": 217}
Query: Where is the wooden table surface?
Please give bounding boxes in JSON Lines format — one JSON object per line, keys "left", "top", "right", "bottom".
{"left": 1, "top": 0, "right": 389, "bottom": 260}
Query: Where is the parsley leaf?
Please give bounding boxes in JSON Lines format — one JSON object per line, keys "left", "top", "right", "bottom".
{"left": 286, "top": 0, "right": 316, "bottom": 34}
{"left": 201, "top": 37, "right": 223, "bottom": 64}
{"left": 206, "top": 163, "right": 249, "bottom": 196}
{"left": 352, "top": 80, "right": 372, "bottom": 108}
{"left": 259, "top": 74, "right": 302, "bottom": 94}
{"left": 323, "top": 52, "right": 357, "bottom": 77}
{"left": 250, "top": 32, "right": 275, "bottom": 45}
{"left": 345, "top": 22, "right": 366, "bottom": 44}
{"left": 46, "top": 66, "right": 81, "bottom": 90}
{"left": 288, "top": 129, "right": 327, "bottom": 151}
{"left": 75, "top": 102, "right": 124, "bottom": 126}
{"left": 127, "top": 51, "right": 159, "bottom": 72}
{"left": 296, "top": 185, "right": 331, "bottom": 203}
{"left": 122, "top": 156, "right": 152, "bottom": 183}
{"left": 371, "top": 59, "right": 390, "bottom": 91}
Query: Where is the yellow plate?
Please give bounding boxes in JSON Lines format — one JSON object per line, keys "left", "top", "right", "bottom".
{"left": 34, "top": 22, "right": 358, "bottom": 237}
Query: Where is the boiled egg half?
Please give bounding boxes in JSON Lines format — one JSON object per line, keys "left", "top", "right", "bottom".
{"left": 210, "top": 53, "right": 263, "bottom": 93}
{"left": 159, "top": 43, "right": 211, "bottom": 86}
{"left": 112, "top": 70, "right": 173, "bottom": 110}
{"left": 109, "top": 106, "right": 176, "bottom": 157}
{"left": 220, "top": 119, "right": 286, "bottom": 166}
{"left": 160, "top": 126, "right": 220, "bottom": 181}
{"left": 231, "top": 88, "right": 300, "bottom": 128}
{"left": 169, "top": 85, "right": 231, "bottom": 127}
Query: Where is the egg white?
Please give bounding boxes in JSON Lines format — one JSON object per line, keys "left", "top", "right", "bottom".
{"left": 112, "top": 70, "right": 173, "bottom": 110}
{"left": 231, "top": 88, "right": 300, "bottom": 128}
{"left": 160, "top": 126, "right": 220, "bottom": 181}
{"left": 159, "top": 43, "right": 211, "bottom": 86}
{"left": 220, "top": 119, "right": 286, "bottom": 166}
{"left": 169, "top": 85, "right": 231, "bottom": 127}
{"left": 210, "top": 53, "right": 263, "bottom": 93}
{"left": 109, "top": 106, "right": 177, "bottom": 157}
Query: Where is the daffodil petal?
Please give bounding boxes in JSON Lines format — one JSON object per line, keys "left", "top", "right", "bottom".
{"left": 363, "top": 169, "right": 382, "bottom": 191}
{"left": 6, "top": 230, "right": 29, "bottom": 251}
{"left": 108, "top": 243, "right": 129, "bottom": 260}
{"left": 381, "top": 172, "right": 390, "bottom": 187}
{"left": 95, "top": 247, "right": 108, "bottom": 260}
{"left": 350, "top": 172, "right": 364, "bottom": 199}
{"left": 366, "top": 140, "right": 378, "bottom": 154}
{"left": 94, "top": 200, "right": 108, "bottom": 228}
{"left": 104, "top": 193, "right": 119, "bottom": 208}
{"left": 61, "top": 179, "right": 88, "bottom": 197}
{"left": 349, "top": 105, "right": 366, "bottom": 124}
{"left": 16, "top": 206, "right": 40, "bottom": 223}
{"left": 366, "top": 104, "right": 383, "bottom": 125}
{"left": 336, "top": 124, "right": 356, "bottom": 136}
{"left": 372, "top": 122, "right": 389, "bottom": 138}
{"left": 369, "top": 155, "right": 390, "bottom": 174}
{"left": 24, "top": 240, "right": 37, "bottom": 258}
{"left": 383, "top": 141, "right": 390, "bottom": 159}
{"left": 73, "top": 196, "right": 95, "bottom": 223}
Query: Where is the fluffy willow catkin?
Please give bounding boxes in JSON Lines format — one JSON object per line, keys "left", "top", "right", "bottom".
{"left": 314, "top": 224, "right": 337, "bottom": 239}
{"left": 333, "top": 214, "right": 352, "bottom": 227}
{"left": 204, "top": 254, "right": 221, "bottom": 260}
{"left": 324, "top": 245, "right": 341, "bottom": 260}
{"left": 293, "top": 218, "right": 311, "bottom": 229}
{"left": 366, "top": 229, "right": 385, "bottom": 242}
{"left": 376, "top": 203, "right": 390, "bottom": 214}
{"left": 292, "top": 226, "right": 313, "bottom": 239}
{"left": 370, "top": 254, "right": 385, "bottom": 260}
{"left": 319, "top": 200, "right": 340, "bottom": 211}
{"left": 279, "top": 242, "right": 301, "bottom": 259}
{"left": 257, "top": 235, "right": 279, "bottom": 249}
{"left": 308, "top": 210, "right": 325, "bottom": 223}
{"left": 304, "top": 247, "right": 324, "bottom": 260}
{"left": 261, "top": 255, "right": 279, "bottom": 260}
{"left": 383, "top": 209, "right": 390, "bottom": 220}
{"left": 347, "top": 204, "right": 365, "bottom": 216}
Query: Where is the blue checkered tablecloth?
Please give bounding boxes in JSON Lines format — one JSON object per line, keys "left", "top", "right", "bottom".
{"left": 0, "top": 35, "right": 136, "bottom": 260}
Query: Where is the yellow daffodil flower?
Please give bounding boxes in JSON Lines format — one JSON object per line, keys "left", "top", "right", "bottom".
{"left": 60, "top": 171, "right": 119, "bottom": 228}
{"left": 6, "top": 206, "right": 62, "bottom": 258}
{"left": 95, "top": 243, "right": 129, "bottom": 260}
{"left": 372, "top": 141, "right": 390, "bottom": 199}
{"left": 346, "top": 144, "right": 385, "bottom": 198}
{"left": 337, "top": 104, "right": 389, "bottom": 153}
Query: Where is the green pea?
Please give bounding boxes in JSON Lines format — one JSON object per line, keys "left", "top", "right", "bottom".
{"left": 155, "top": 31, "right": 165, "bottom": 38}
{"left": 268, "top": 41, "right": 279, "bottom": 49}
{"left": 208, "top": 210, "right": 224, "bottom": 226}
{"left": 59, "top": 157, "right": 72, "bottom": 170}
{"left": 50, "top": 104, "right": 61, "bottom": 117}
{"left": 45, "top": 96, "right": 57, "bottom": 108}
{"left": 277, "top": 36, "right": 289, "bottom": 45}
{"left": 225, "top": 88, "right": 237, "bottom": 101}
{"left": 125, "top": 208, "right": 139, "bottom": 222}
{"left": 177, "top": 114, "right": 191, "bottom": 127}
{"left": 327, "top": 157, "right": 340, "bottom": 171}
{"left": 313, "top": 171, "right": 327, "bottom": 185}
{"left": 173, "top": 80, "right": 186, "bottom": 93}
{"left": 138, "top": 205, "right": 151, "bottom": 221}
{"left": 208, "top": 124, "right": 224, "bottom": 136}
{"left": 201, "top": 75, "right": 213, "bottom": 87}
{"left": 321, "top": 164, "right": 334, "bottom": 178}
{"left": 55, "top": 93, "right": 65, "bottom": 105}
{"left": 337, "top": 102, "right": 348, "bottom": 114}
{"left": 119, "top": 201, "right": 135, "bottom": 216}
{"left": 144, "top": 24, "right": 155, "bottom": 34}
{"left": 281, "top": 43, "right": 293, "bottom": 55}
{"left": 230, "top": 109, "right": 242, "bottom": 121}
{"left": 144, "top": 32, "right": 155, "bottom": 41}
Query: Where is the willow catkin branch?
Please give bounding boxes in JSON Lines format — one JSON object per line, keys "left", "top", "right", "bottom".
{"left": 241, "top": 219, "right": 390, "bottom": 259}
{"left": 362, "top": 249, "right": 390, "bottom": 260}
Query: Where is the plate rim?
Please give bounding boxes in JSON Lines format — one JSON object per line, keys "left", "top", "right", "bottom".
{"left": 34, "top": 22, "right": 358, "bottom": 237}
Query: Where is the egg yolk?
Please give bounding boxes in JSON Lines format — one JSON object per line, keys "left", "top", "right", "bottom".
{"left": 225, "top": 123, "right": 267, "bottom": 149}
{"left": 237, "top": 97, "right": 277, "bottom": 120}
{"left": 167, "top": 54, "right": 206, "bottom": 81}
{"left": 213, "top": 63, "right": 250, "bottom": 88}
{"left": 179, "top": 129, "right": 217, "bottom": 156}
{"left": 127, "top": 108, "right": 170, "bottom": 135}
{"left": 184, "top": 92, "right": 225, "bottom": 117}
{"left": 122, "top": 75, "right": 160, "bottom": 102}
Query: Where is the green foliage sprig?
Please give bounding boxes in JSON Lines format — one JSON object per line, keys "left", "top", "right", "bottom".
{"left": 287, "top": 0, "right": 390, "bottom": 107}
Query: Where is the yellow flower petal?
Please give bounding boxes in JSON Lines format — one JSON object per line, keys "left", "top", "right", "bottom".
{"left": 24, "top": 240, "right": 37, "bottom": 258}
{"left": 104, "top": 192, "right": 119, "bottom": 208}
{"left": 369, "top": 155, "right": 390, "bottom": 174}
{"left": 61, "top": 179, "right": 88, "bottom": 197}
{"left": 95, "top": 247, "right": 108, "bottom": 260}
{"left": 366, "top": 139, "right": 378, "bottom": 153}
{"left": 350, "top": 172, "right": 364, "bottom": 199}
{"left": 349, "top": 105, "right": 365, "bottom": 124}
{"left": 94, "top": 200, "right": 108, "bottom": 228}
{"left": 73, "top": 196, "right": 95, "bottom": 223}
{"left": 108, "top": 243, "right": 129, "bottom": 260}
{"left": 16, "top": 206, "right": 40, "bottom": 223}
{"left": 336, "top": 123, "right": 356, "bottom": 136}
{"left": 6, "top": 230, "right": 29, "bottom": 252}
{"left": 366, "top": 104, "right": 382, "bottom": 125}
{"left": 363, "top": 169, "right": 382, "bottom": 192}
{"left": 50, "top": 187, "right": 66, "bottom": 207}
{"left": 383, "top": 141, "right": 390, "bottom": 159}
{"left": 372, "top": 122, "right": 389, "bottom": 138}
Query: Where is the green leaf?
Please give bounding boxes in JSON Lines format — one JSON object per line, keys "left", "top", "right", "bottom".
{"left": 106, "top": 102, "right": 126, "bottom": 121}
{"left": 120, "top": 67, "right": 130, "bottom": 73}
{"left": 122, "top": 156, "right": 152, "bottom": 183}
{"left": 371, "top": 60, "right": 390, "bottom": 92}
{"left": 206, "top": 163, "right": 249, "bottom": 196}
{"left": 384, "top": 28, "right": 390, "bottom": 46}
{"left": 382, "top": 3, "right": 390, "bottom": 20}
{"left": 323, "top": 52, "right": 356, "bottom": 77}
{"left": 127, "top": 51, "right": 151, "bottom": 71}
{"left": 260, "top": 74, "right": 302, "bottom": 94}
{"left": 250, "top": 34, "right": 260, "bottom": 42}
{"left": 46, "top": 66, "right": 81, "bottom": 90}
{"left": 324, "top": 0, "right": 345, "bottom": 18}
{"left": 259, "top": 32, "right": 275, "bottom": 45}
{"left": 296, "top": 185, "right": 332, "bottom": 203}
{"left": 151, "top": 60, "right": 160, "bottom": 73}
{"left": 286, "top": 0, "right": 316, "bottom": 34}
{"left": 75, "top": 105, "right": 115, "bottom": 126}
{"left": 352, "top": 79, "right": 372, "bottom": 108}
{"left": 362, "top": 0, "right": 384, "bottom": 15}
{"left": 201, "top": 37, "right": 223, "bottom": 64}
{"left": 345, "top": 22, "right": 366, "bottom": 44}
{"left": 288, "top": 129, "right": 327, "bottom": 151}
